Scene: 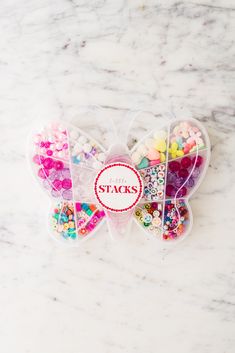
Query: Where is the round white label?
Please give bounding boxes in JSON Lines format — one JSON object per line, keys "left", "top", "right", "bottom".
{"left": 94, "top": 163, "right": 143, "bottom": 213}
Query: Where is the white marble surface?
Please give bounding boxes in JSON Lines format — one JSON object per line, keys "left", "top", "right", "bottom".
{"left": 1, "top": 0, "right": 235, "bottom": 352}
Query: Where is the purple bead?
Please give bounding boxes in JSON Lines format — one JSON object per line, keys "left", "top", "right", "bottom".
{"left": 192, "top": 168, "right": 200, "bottom": 178}
{"left": 62, "top": 189, "right": 73, "bottom": 200}
{"left": 174, "top": 177, "right": 185, "bottom": 188}
{"left": 186, "top": 177, "right": 195, "bottom": 188}
{"left": 43, "top": 179, "right": 52, "bottom": 190}
{"left": 61, "top": 168, "right": 71, "bottom": 179}
{"left": 167, "top": 171, "right": 177, "bottom": 183}
{"left": 51, "top": 189, "right": 61, "bottom": 198}
{"left": 49, "top": 170, "right": 61, "bottom": 181}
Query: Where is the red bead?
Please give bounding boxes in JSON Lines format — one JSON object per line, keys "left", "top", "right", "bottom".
{"left": 192, "top": 155, "right": 203, "bottom": 167}
{"left": 177, "top": 186, "right": 187, "bottom": 197}
{"left": 181, "top": 157, "right": 191, "bottom": 169}
{"left": 169, "top": 161, "right": 180, "bottom": 172}
{"left": 178, "top": 169, "right": 189, "bottom": 178}
{"left": 166, "top": 184, "right": 176, "bottom": 197}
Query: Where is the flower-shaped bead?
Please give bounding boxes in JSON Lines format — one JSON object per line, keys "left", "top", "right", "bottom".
{"left": 168, "top": 142, "right": 184, "bottom": 159}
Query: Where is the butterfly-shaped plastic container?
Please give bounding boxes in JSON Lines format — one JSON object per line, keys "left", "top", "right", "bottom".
{"left": 29, "top": 116, "right": 210, "bottom": 245}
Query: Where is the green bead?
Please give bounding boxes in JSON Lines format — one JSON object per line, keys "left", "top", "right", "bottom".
{"left": 86, "top": 209, "right": 93, "bottom": 216}
{"left": 137, "top": 157, "right": 149, "bottom": 169}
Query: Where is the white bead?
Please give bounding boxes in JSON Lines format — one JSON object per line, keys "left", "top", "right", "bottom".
{"left": 83, "top": 143, "right": 92, "bottom": 153}
{"left": 137, "top": 144, "right": 148, "bottom": 156}
{"left": 73, "top": 143, "right": 82, "bottom": 154}
{"left": 145, "top": 138, "right": 155, "bottom": 148}
{"left": 57, "top": 151, "right": 64, "bottom": 158}
{"left": 153, "top": 130, "right": 167, "bottom": 140}
{"left": 56, "top": 143, "right": 63, "bottom": 151}
{"left": 97, "top": 153, "right": 105, "bottom": 162}
{"left": 78, "top": 135, "right": 87, "bottom": 145}
{"left": 70, "top": 130, "right": 79, "bottom": 140}
{"left": 131, "top": 151, "right": 142, "bottom": 164}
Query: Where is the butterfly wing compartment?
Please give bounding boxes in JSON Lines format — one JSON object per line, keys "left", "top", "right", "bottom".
{"left": 132, "top": 118, "right": 210, "bottom": 241}
{"left": 29, "top": 121, "right": 106, "bottom": 244}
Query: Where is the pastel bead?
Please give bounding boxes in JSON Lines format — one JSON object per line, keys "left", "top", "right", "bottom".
{"left": 145, "top": 138, "right": 155, "bottom": 148}
{"left": 132, "top": 151, "right": 142, "bottom": 165}
{"left": 154, "top": 130, "right": 167, "bottom": 140}
{"left": 137, "top": 144, "right": 148, "bottom": 156}
{"left": 154, "top": 139, "right": 166, "bottom": 153}
{"left": 147, "top": 149, "right": 160, "bottom": 161}
{"left": 160, "top": 153, "right": 166, "bottom": 162}
{"left": 149, "top": 159, "right": 161, "bottom": 166}
{"left": 137, "top": 157, "right": 149, "bottom": 169}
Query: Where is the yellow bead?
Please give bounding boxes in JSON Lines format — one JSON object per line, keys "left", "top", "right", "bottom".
{"left": 63, "top": 223, "right": 69, "bottom": 230}
{"left": 155, "top": 139, "right": 166, "bottom": 153}
{"left": 160, "top": 153, "right": 166, "bottom": 162}
{"left": 177, "top": 150, "right": 184, "bottom": 157}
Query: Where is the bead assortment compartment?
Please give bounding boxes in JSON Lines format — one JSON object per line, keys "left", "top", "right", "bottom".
{"left": 162, "top": 199, "right": 190, "bottom": 240}
{"left": 131, "top": 129, "right": 168, "bottom": 169}
{"left": 134, "top": 199, "right": 190, "bottom": 241}
{"left": 68, "top": 126, "right": 106, "bottom": 170}
{"left": 139, "top": 164, "right": 166, "bottom": 201}
{"left": 31, "top": 123, "right": 73, "bottom": 200}
{"left": 51, "top": 201, "right": 106, "bottom": 243}
{"left": 30, "top": 121, "right": 106, "bottom": 244}
{"left": 166, "top": 151, "right": 207, "bottom": 199}
{"left": 132, "top": 118, "right": 210, "bottom": 241}
{"left": 134, "top": 202, "right": 163, "bottom": 238}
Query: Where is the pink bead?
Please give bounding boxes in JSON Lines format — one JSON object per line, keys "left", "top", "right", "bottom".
{"left": 44, "top": 141, "right": 51, "bottom": 148}
{"left": 52, "top": 179, "right": 62, "bottom": 191}
{"left": 33, "top": 154, "right": 44, "bottom": 165}
{"left": 38, "top": 168, "right": 49, "bottom": 179}
{"left": 54, "top": 160, "right": 64, "bottom": 170}
{"left": 46, "top": 150, "right": 53, "bottom": 156}
{"left": 62, "top": 178, "right": 72, "bottom": 190}
{"left": 43, "top": 157, "right": 54, "bottom": 169}
{"left": 63, "top": 143, "right": 68, "bottom": 150}
{"left": 76, "top": 203, "right": 82, "bottom": 211}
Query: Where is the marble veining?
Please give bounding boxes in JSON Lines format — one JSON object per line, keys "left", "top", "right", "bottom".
{"left": 0, "top": 0, "right": 235, "bottom": 352}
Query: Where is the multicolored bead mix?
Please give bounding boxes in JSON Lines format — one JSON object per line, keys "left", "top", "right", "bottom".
{"left": 52, "top": 202, "right": 106, "bottom": 241}
{"left": 131, "top": 130, "right": 167, "bottom": 169}
{"left": 140, "top": 164, "right": 165, "bottom": 201}
{"left": 34, "top": 123, "right": 69, "bottom": 160}
{"left": 52, "top": 202, "right": 77, "bottom": 239}
{"left": 163, "top": 200, "right": 189, "bottom": 240}
{"left": 69, "top": 129, "right": 106, "bottom": 169}
{"left": 134, "top": 202, "right": 163, "bottom": 237}
{"left": 33, "top": 155, "right": 73, "bottom": 199}
{"left": 166, "top": 154, "right": 204, "bottom": 198}
{"left": 75, "top": 202, "right": 105, "bottom": 236}
{"left": 169, "top": 121, "right": 205, "bottom": 159}
{"left": 135, "top": 200, "right": 189, "bottom": 240}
